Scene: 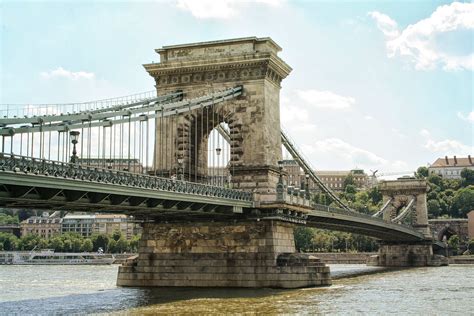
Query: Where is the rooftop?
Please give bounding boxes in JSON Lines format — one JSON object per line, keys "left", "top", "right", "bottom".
{"left": 430, "top": 156, "right": 474, "bottom": 168}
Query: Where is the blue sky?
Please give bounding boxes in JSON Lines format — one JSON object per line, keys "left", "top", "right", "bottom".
{"left": 1, "top": 0, "right": 472, "bottom": 174}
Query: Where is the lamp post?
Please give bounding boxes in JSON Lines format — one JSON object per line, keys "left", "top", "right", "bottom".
{"left": 276, "top": 160, "right": 284, "bottom": 201}
{"left": 69, "top": 131, "right": 80, "bottom": 164}
{"left": 305, "top": 173, "right": 310, "bottom": 200}
{"left": 177, "top": 156, "right": 184, "bottom": 181}
{"left": 215, "top": 147, "right": 221, "bottom": 186}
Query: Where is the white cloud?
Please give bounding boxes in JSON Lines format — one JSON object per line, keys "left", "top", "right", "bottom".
{"left": 367, "top": 11, "right": 399, "bottom": 38}
{"left": 309, "top": 138, "right": 388, "bottom": 166}
{"left": 280, "top": 93, "right": 319, "bottom": 135}
{"left": 424, "top": 138, "right": 472, "bottom": 155}
{"left": 457, "top": 111, "right": 474, "bottom": 123}
{"left": 296, "top": 89, "right": 355, "bottom": 110}
{"left": 364, "top": 115, "right": 374, "bottom": 120}
{"left": 391, "top": 128, "right": 406, "bottom": 138}
{"left": 419, "top": 129, "right": 431, "bottom": 137}
{"left": 40, "top": 67, "right": 95, "bottom": 80}
{"left": 369, "top": 2, "right": 474, "bottom": 71}
{"left": 175, "top": 0, "right": 284, "bottom": 19}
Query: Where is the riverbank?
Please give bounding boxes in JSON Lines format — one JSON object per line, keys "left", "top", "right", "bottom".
{"left": 449, "top": 255, "right": 474, "bottom": 264}
{"left": 308, "top": 252, "right": 376, "bottom": 264}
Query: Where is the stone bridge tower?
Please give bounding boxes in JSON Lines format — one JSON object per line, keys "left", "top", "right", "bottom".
{"left": 379, "top": 178, "right": 430, "bottom": 238}
{"left": 117, "top": 38, "right": 330, "bottom": 288}
{"left": 369, "top": 179, "right": 448, "bottom": 266}
{"left": 144, "top": 37, "right": 291, "bottom": 202}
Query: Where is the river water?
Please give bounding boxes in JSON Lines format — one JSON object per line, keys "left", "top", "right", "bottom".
{"left": 0, "top": 264, "right": 472, "bottom": 315}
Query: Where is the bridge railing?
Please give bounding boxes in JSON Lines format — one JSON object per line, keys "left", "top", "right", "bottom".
{"left": 0, "top": 154, "right": 253, "bottom": 202}
{"left": 0, "top": 90, "right": 159, "bottom": 119}
{"left": 311, "top": 202, "right": 415, "bottom": 229}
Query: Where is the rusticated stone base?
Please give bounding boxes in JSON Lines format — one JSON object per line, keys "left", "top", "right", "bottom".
{"left": 367, "top": 242, "right": 449, "bottom": 267}
{"left": 117, "top": 220, "right": 331, "bottom": 288}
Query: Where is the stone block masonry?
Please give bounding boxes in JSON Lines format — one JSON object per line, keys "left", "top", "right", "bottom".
{"left": 117, "top": 220, "right": 331, "bottom": 288}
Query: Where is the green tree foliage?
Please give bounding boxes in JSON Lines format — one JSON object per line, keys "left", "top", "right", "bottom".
{"left": 49, "top": 237, "right": 64, "bottom": 252}
{"left": 415, "top": 166, "right": 429, "bottom": 179}
{"left": 428, "top": 174, "right": 442, "bottom": 186}
{"left": 82, "top": 239, "right": 93, "bottom": 252}
{"left": 427, "top": 200, "right": 441, "bottom": 219}
{"left": 0, "top": 232, "right": 19, "bottom": 251}
{"left": 0, "top": 222, "right": 140, "bottom": 253}
{"left": 468, "top": 239, "right": 474, "bottom": 253}
{"left": 112, "top": 230, "right": 122, "bottom": 242}
{"left": 367, "top": 187, "right": 383, "bottom": 205}
{"left": 294, "top": 227, "right": 314, "bottom": 251}
{"left": 448, "top": 235, "right": 460, "bottom": 252}
{"left": 115, "top": 237, "right": 129, "bottom": 253}
{"left": 451, "top": 186, "right": 474, "bottom": 217}
{"left": 0, "top": 213, "right": 19, "bottom": 225}
{"left": 293, "top": 228, "right": 378, "bottom": 252}
{"left": 108, "top": 239, "right": 117, "bottom": 253}
{"left": 91, "top": 234, "right": 110, "bottom": 252}
{"left": 129, "top": 235, "right": 141, "bottom": 252}
{"left": 461, "top": 168, "right": 474, "bottom": 187}
{"left": 343, "top": 174, "right": 355, "bottom": 189}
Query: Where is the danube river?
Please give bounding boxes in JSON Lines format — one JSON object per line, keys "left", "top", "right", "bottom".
{"left": 0, "top": 264, "right": 472, "bottom": 315}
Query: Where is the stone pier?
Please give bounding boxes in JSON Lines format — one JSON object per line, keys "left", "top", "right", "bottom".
{"left": 117, "top": 220, "right": 331, "bottom": 288}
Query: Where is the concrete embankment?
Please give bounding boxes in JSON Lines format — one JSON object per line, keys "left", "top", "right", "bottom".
{"left": 307, "top": 252, "right": 377, "bottom": 264}
{"left": 113, "top": 253, "right": 137, "bottom": 264}
{"left": 449, "top": 255, "right": 474, "bottom": 264}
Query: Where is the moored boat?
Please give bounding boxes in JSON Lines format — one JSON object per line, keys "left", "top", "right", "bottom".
{"left": 0, "top": 250, "right": 115, "bottom": 265}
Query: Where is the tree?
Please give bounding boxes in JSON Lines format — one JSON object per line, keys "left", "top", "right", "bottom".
{"left": 0, "top": 232, "right": 18, "bottom": 251}
{"left": 427, "top": 200, "right": 441, "bottom": 218}
{"left": 448, "top": 235, "right": 460, "bottom": 254}
{"left": 451, "top": 186, "right": 474, "bottom": 217}
{"left": 115, "top": 237, "right": 129, "bottom": 253}
{"left": 82, "top": 239, "right": 93, "bottom": 252}
{"left": 468, "top": 239, "right": 474, "bottom": 253}
{"left": 108, "top": 239, "right": 117, "bottom": 253}
{"left": 427, "top": 174, "right": 442, "bottom": 186}
{"left": 112, "top": 230, "right": 122, "bottom": 242}
{"left": 345, "top": 184, "right": 357, "bottom": 194}
{"left": 368, "top": 187, "right": 382, "bottom": 205}
{"left": 343, "top": 174, "right": 355, "bottom": 189}
{"left": 38, "top": 238, "right": 49, "bottom": 250}
{"left": 294, "top": 227, "right": 314, "bottom": 252}
{"left": 415, "top": 166, "right": 429, "bottom": 179}
{"left": 18, "top": 234, "right": 41, "bottom": 250}
{"left": 129, "top": 235, "right": 141, "bottom": 253}
{"left": 63, "top": 239, "right": 73, "bottom": 252}
{"left": 461, "top": 168, "right": 474, "bottom": 187}
{"left": 0, "top": 213, "right": 19, "bottom": 225}
{"left": 49, "top": 237, "right": 64, "bottom": 252}
{"left": 91, "top": 234, "right": 109, "bottom": 251}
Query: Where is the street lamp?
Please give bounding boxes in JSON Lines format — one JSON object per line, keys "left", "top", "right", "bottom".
{"left": 215, "top": 148, "right": 221, "bottom": 186}
{"left": 69, "top": 131, "right": 80, "bottom": 164}
{"left": 276, "top": 160, "right": 284, "bottom": 201}
{"left": 177, "top": 156, "right": 184, "bottom": 181}
{"left": 305, "top": 173, "right": 310, "bottom": 200}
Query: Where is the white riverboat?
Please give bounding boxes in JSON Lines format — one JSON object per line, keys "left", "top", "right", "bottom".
{"left": 0, "top": 250, "right": 115, "bottom": 265}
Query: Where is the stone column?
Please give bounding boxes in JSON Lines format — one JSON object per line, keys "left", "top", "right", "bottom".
{"left": 415, "top": 193, "right": 430, "bottom": 238}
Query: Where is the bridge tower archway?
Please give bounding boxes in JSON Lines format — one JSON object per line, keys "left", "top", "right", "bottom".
{"left": 379, "top": 179, "right": 431, "bottom": 238}
{"left": 146, "top": 37, "right": 292, "bottom": 202}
